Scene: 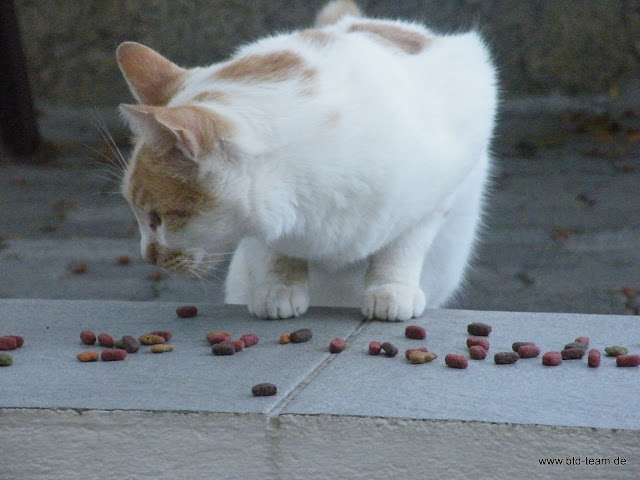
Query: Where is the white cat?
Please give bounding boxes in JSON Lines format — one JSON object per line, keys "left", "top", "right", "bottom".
{"left": 117, "top": 0, "right": 498, "bottom": 321}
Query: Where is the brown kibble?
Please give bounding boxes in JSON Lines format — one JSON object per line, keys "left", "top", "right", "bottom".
{"left": 71, "top": 263, "right": 88, "bottom": 274}
{"left": 80, "top": 330, "right": 97, "bottom": 345}
{"left": 0, "top": 336, "right": 18, "bottom": 351}
{"left": 279, "top": 333, "right": 291, "bottom": 344}
{"left": 206, "top": 332, "right": 232, "bottom": 344}
{"left": 329, "top": 338, "right": 347, "bottom": 353}
{"left": 212, "top": 342, "right": 236, "bottom": 356}
{"left": 76, "top": 351, "right": 99, "bottom": 362}
{"left": 511, "top": 341, "right": 534, "bottom": 352}
{"left": 564, "top": 341, "right": 587, "bottom": 352}
{"left": 469, "top": 345, "right": 487, "bottom": 360}
{"left": 405, "top": 347, "right": 429, "bottom": 360}
{"left": 100, "top": 349, "right": 127, "bottom": 361}
{"left": 561, "top": 348, "right": 585, "bottom": 360}
{"left": 151, "top": 344, "right": 175, "bottom": 353}
{"left": 118, "top": 336, "right": 140, "bottom": 353}
{"left": 117, "top": 255, "right": 131, "bottom": 265}
{"left": 252, "top": 383, "right": 277, "bottom": 396}
{"left": 404, "top": 325, "right": 426, "bottom": 340}
{"left": 381, "top": 342, "right": 399, "bottom": 357}
{"left": 176, "top": 305, "right": 198, "bottom": 318}
{"left": 517, "top": 344, "right": 541, "bottom": 358}
{"left": 467, "top": 337, "right": 490, "bottom": 350}
{"left": 289, "top": 328, "right": 312, "bottom": 343}
{"left": 616, "top": 354, "right": 640, "bottom": 367}
{"left": 467, "top": 322, "right": 492, "bottom": 336}
{"left": 542, "top": 351, "right": 563, "bottom": 366}
{"left": 408, "top": 350, "right": 437, "bottom": 364}
{"left": 588, "top": 349, "right": 601, "bottom": 368}
{"left": 149, "top": 330, "right": 172, "bottom": 342}
{"left": 368, "top": 341, "right": 382, "bottom": 355}
{"left": 445, "top": 353, "right": 468, "bottom": 369}
{"left": 494, "top": 351, "right": 519, "bottom": 364}
{"left": 138, "top": 334, "right": 166, "bottom": 345}
{"left": 98, "top": 333, "right": 115, "bottom": 348}
{"left": 239, "top": 333, "right": 259, "bottom": 347}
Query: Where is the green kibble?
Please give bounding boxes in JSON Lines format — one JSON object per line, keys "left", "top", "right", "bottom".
{"left": 605, "top": 346, "right": 628, "bottom": 357}
{"left": 0, "top": 353, "right": 14, "bottom": 366}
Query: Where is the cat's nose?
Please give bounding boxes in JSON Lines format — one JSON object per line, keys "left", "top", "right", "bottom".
{"left": 144, "top": 242, "right": 159, "bottom": 265}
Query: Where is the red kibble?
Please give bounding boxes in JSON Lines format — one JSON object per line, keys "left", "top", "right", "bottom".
{"left": 176, "top": 305, "right": 198, "bottom": 318}
{"left": 517, "top": 344, "right": 541, "bottom": 358}
{"left": 445, "top": 353, "right": 468, "bottom": 369}
{"left": 231, "top": 339, "right": 245, "bottom": 352}
{"left": 467, "top": 322, "right": 492, "bottom": 336}
{"left": 100, "top": 349, "right": 127, "bottom": 361}
{"left": 368, "top": 341, "right": 382, "bottom": 355}
{"left": 469, "top": 345, "right": 487, "bottom": 360}
{"left": 71, "top": 263, "right": 88, "bottom": 274}
{"left": 467, "top": 337, "right": 490, "bottom": 350}
{"left": 149, "top": 330, "right": 172, "bottom": 342}
{"left": 329, "top": 338, "right": 347, "bottom": 353}
{"left": 117, "top": 255, "right": 131, "bottom": 265}
{"left": 405, "top": 347, "right": 429, "bottom": 360}
{"left": 6, "top": 336, "right": 24, "bottom": 348}
{"left": 511, "top": 342, "right": 534, "bottom": 352}
{"left": 404, "top": 325, "right": 426, "bottom": 340}
{"left": 98, "top": 333, "right": 115, "bottom": 348}
{"left": 587, "top": 349, "right": 601, "bottom": 368}
{"left": 574, "top": 336, "right": 590, "bottom": 348}
{"left": 0, "top": 336, "right": 18, "bottom": 351}
{"left": 616, "top": 354, "right": 640, "bottom": 367}
{"left": 542, "top": 351, "right": 563, "bottom": 366}
{"left": 239, "top": 333, "right": 259, "bottom": 347}
{"left": 80, "top": 330, "right": 97, "bottom": 345}
{"left": 206, "top": 332, "right": 232, "bottom": 345}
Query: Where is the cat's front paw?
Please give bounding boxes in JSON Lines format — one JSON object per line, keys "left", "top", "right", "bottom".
{"left": 362, "top": 283, "right": 426, "bottom": 321}
{"left": 249, "top": 283, "right": 310, "bottom": 319}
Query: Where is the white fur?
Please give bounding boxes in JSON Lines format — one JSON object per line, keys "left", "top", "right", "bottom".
{"left": 163, "top": 8, "right": 498, "bottom": 320}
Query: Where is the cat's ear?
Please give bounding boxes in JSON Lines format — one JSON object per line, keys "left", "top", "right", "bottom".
{"left": 120, "top": 104, "right": 218, "bottom": 159}
{"left": 116, "top": 42, "right": 187, "bottom": 106}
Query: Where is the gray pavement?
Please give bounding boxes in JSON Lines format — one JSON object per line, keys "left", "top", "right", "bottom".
{"left": 0, "top": 96, "right": 639, "bottom": 315}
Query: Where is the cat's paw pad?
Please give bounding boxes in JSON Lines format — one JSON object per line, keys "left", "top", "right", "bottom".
{"left": 362, "top": 283, "right": 426, "bottom": 321}
{"left": 249, "top": 283, "right": 310, "bottom": 319}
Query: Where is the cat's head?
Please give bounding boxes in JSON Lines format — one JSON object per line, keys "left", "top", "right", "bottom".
{"left": 116, "top": 42, "right": 241, "bottom": 275}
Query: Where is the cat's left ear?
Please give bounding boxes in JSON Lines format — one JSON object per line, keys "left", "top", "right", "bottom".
{"left": 120, "top": 104, "right": 218, "bottom": 159}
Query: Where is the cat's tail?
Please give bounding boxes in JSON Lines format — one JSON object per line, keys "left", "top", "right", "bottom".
{"left": 315, "top": 0, "right": 362, "bottom": 27}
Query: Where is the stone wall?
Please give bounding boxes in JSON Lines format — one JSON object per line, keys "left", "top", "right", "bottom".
{"left": 14, "top": 0, "right": 640, "bottom": 106}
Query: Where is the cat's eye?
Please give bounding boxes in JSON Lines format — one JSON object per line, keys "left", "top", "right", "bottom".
{"left": 149, "top": 210, "right": 162, "bottom": 231}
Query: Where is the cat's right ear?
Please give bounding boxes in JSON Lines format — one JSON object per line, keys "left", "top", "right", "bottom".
{"left": 116, "top": 42, "right": 187, "bottom": 106}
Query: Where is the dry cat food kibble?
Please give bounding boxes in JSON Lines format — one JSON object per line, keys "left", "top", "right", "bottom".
{"left": 616, "top": 354, "right": 640, "bottom": 367}
{"left": 329, "top": 338, "right": 347, "bottom": 353}
{"left": 98, "top": 333, "right": 115, "bottom": 348}
{"left": 0, "top": 353, "right": 13, "bottom": 367}
{"left": 574, "top": 336, "right": 590, "bottom": 347}
{"left": 468, "top": 345, "right": 487, "bottom": 360}
{"left": 80, "top": 330, "right": 97, "bottom": 345}
{"left": 100, "top": 349, "right": 127, "bottom": 361}
{"left": 542, "top": 351, "right": 563, "bottom": 366}
{"left": 405, "top": 325, "right": 427, "bottom": 340}
{"left": 138, "top": 334, "right": 166, "bottom": 345}
{"left": 117, "top": 255, "right": 131, "bottom": 265}
{"left": 206, "top": 332, "right": 232, "bottom": 344}
{"left": 368, "top": 341, "right": 382, "bottom": 355}
{"left": 239, "top": 334, "right": 259, "bottom": 347}
{"left": 511, "top": 342, "right": 534, "bottom": 352}
{"left": 149, "top": 330, "right": 172, "bottom": 342}
{"left": 381, "top": 342, "right": 399, "bottom": 357}
{"left": 445, "top": 353, "right": 468, "bottom": 369}
{"left": 76, "top": 351, "right": 99, "bottom": 362}
{"left": 605, "top": 346, "right": 628, "bottom": 357}
{"left": 71, "top": 263, "right": 88, "bottom": 274}
{"left": 212, "top": 342, "right": 236, "bottom": 356}
{"left": 405, "top": 347, "right": 429, "bottom": 360}
{"left": 151, "top": 344, "right": 175, "bottom": 353}
{"left": 467, "top": 322, "right": 492, "bottom": 336}
{"left": 232, "top": 340, "right": 245, "bottom": 352}
{"left": 176, "top": 305, "right": 198, "bottom": 318}
{"left": 494, "top": 352, "right": 519, "bottom": 365}
{"left": 517, "top": 344, "right": 541, "bottom": 358}
{"left": 0, "top": 336, "right": 18, "bottom": 351}
{"left": 115, "top": 336, "right": 140, "bottom": 353}
{"left": 6, "top": 336, "right": 24, "bottom": 348}
{"left": 408, "top": 350, "right": 437, "bottom": 364}
{"left": 279, "top": 333, "right": 291, "bottom": 344}
{"left": 467, "top": 337, "right": 490, "bottom": 350}
{"left": 564, "top": 342, "right": 587, "bottom": 352}
{"left": 561, "top": 348, "right": 585, "bottom": 360}
{"left": 289, "top": 329, "right": 313, "bottom": 343}
{"left": 588, "top": 349, "right": 601, "bottom": 368}
{"left": 252, "top": 383, "right": 277, "bottom": 397}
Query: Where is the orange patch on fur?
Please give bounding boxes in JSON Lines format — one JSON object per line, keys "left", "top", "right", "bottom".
{"left": 348, "top": 22, "right": 429, "bottom": 55}
{"left": 298, "top": 29, "right": 336, "bottom": 47}
{"left": 192, "top": 91, "right": 230, "bottom": 104}
{"left": 270, "top": 255, "right": 309, "bottom": 285}
{"left": 214, "top": 51, "right": 315, "bottom": 83}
